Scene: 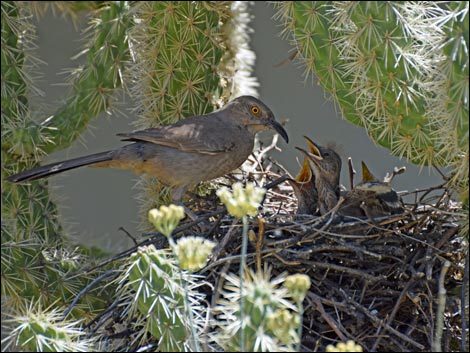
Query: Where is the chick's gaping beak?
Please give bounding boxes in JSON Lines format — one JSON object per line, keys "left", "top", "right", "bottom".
{"left": 303, "top": 136, "right": 323, "bottom": 161}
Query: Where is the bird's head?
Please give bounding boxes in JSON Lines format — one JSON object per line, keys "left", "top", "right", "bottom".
{"left": 295, "top": 136, "right": 341, "bottom": 188}
{"left": 226, "top": 96, "right": 289, "bottom": 143}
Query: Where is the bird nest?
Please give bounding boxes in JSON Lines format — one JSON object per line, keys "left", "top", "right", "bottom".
{"left": 180, "top": 138, "right": 468, "bottom": 352}
{"left": 84, "top": 138, "right": 467, "bottom": 351}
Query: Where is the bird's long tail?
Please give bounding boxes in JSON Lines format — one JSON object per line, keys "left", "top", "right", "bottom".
{"left": 6, "top": 151, "right": 114, "bottom": 183}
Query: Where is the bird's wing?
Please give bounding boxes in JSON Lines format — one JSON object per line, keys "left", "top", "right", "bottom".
{"left": 117, "top": 115, "right": 238, "bottom": 155}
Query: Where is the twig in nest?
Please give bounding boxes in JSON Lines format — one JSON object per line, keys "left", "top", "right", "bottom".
{"left": 308, "top": 292, "right": 348, "bottom": 341}
{"left": 384, "top": 166, "right": 406, "bottom": 183}
{"left": 119, "top": 227, "right": 138, "bottom": 246}
{"left": 371, "top": 274, "right": 421, "bottom": 351}
{"left": 301, "top": 197, "right": 345, "bottom": 242}
{"left": 62, "top": 270, "right": 118, "bottom": 320}
{"left": 338, "top": 288, "right": 425, "bottom": 350}
{"left": 462, "top": 249, "right": 469, "bottom": 352}
{"left": 305, "top": 260, "right": 386, "bottom": 282}
{"left": 256, "top": 217, "right": 265, "bottom": 272}
{"left": 211, "top": 218, "right": 240, "bottom": 262}
{"left": 348, "top": 157, "right": 356, "bottom": 190}
{"left": 432, "top": 260, "right": 451, "bottom": 352}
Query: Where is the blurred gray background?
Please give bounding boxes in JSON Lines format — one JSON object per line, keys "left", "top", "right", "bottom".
{"left": 32, "top": 3, "right": 443, "bottom": 252}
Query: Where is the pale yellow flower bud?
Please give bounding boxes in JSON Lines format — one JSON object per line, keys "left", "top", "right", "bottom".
{"left": 267, "top": 309, "right": 300, "bottom": 345}
{"left": 216, "top": 182, "right": 266, "bottom": 218}
{"left": 284, "top": 274, "right": 311, "bottom": 302}
{"left": 326, "top": 340, "right": 363, "bottom": 352}
{"left": 174, "top": 236, "right": 216, "bottom": 272}
{"left": 148, "top": 204, "right": 185, "bottom": 238}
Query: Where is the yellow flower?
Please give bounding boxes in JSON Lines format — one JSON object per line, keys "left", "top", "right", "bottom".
{"left": 284, "top": 274, "right": 311, "bottom": 302}
{"left": 326, "top": 340, "right": 363, "bottom": 352}
{"left": 148, "top": 204, "right": 185, "bottom": 238}
{"left": 216, "top": 182, "right": 266, "bottom": 218}
{"left": 267, "top": 309, "right": 300, "bottom": 345}
{"left": 174, "top": 236, "right": 216, "bottom": 272}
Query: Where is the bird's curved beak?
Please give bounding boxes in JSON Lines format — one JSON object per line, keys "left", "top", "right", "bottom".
{"left": 295, "top": 157, "right": 312, "bottom": 182}
{"left": 301, "top": 136, "right": 323, "bottom": 162}
{"left": 268, "top": 120, "right": 289, "bottom": 143}
{"left": 361, "top": 161, "right": 377, "bottom": 183}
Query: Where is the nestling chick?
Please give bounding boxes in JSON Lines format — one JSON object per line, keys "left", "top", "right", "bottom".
{"left": 295, "top": 136, "right": 342, "bottom": 215}
{"left": 340, "top": 161, "right": 404, "bottom": 219}
{"left": 287, "top": 137, "right": 318, "bottom": 215}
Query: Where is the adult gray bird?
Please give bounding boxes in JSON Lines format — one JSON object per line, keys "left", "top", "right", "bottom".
{"left": 6, "top": 96, "right": 289, "bottom": 205}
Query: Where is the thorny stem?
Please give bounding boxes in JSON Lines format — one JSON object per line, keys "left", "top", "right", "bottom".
{"left": 168, "top": 237, "right": 201, "bottom": 352}
{"left": 296, "top": 299, "right": 304, "bottom": 352}
{"left": 239, "top": 215, "right": 249, "bottom": 352}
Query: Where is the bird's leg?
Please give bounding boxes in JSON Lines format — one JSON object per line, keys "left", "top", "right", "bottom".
{"left": 174, "top": 201, "right": 199, "bottom": 221}
{"left": 171, "top": 187, "right": 198, "bottom": 221}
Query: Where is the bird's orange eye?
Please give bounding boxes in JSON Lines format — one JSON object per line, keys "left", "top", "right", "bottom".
{"left": 250, "top": 105, "right": 260, "bottom": 115}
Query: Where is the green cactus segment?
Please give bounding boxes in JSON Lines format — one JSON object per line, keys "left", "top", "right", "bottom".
{"left": 130, "top": 1, "right": 227, "bottom": 127}
{"left": 281, "top": 2, "right": 362, "bottom": 126}
{"left": 1, "top": 1, "right": 62, "bottom": 245}
{"left": 2, "top": 2, "right": 131, "bottom": 157}
{"left": 1, "top": 1, "right": 48, "bottom": 157}
{"left": 1, "top": 1, "right": 30, "bottom": 124}
{"left": 287, "top": 2, "right": 361, "bottom": 126}
{"left": 2, "top": 1, "right": 132, "bottom": 239}
{"left": 126, "top": 245, "right": 188, "bottom": 351}
{"left": 3, "top": 303, "right": 94, "bottom": 352}
{"left": 275, "top": 1, "right": 469, "bottom": 172}
{"left": 214, "top": 269, "right": 299, "bottom": 351}
{"left": 1, "top": 1, "right": 110, "bottom": 317}
{"left": 2, "top": 222, "right": 108, "bottom": 318}
{"left": 428, "top": 1, "right": 469, "bottom": 199}
{"left": 40, "top": 1, "right": 132, "bottom": 154}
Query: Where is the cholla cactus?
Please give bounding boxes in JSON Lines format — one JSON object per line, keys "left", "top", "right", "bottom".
{"left": 212, "top": 267, "right": 300, "bottom": 352}
{"left": 217, "top": 181, "right": 267, "bottom": 351}
{"left": 1, "top": 2, "right": 131, "bottom": 331}
{"left": 1, "top": 2, "right": 262, "bottom": 350}
{"left": 266, "top": 309, "right": 300, "bottom": 346}
{"left": 219, "top": 1, "right": 259, "bottom": 98}
{"left": 284, "top": 273, "right": 311, "bottom": 350}
{"left": 126, "top": 208, "right": 215, "bottom": 351}
{"left": 119, "top": 245, "right": 206, "bottom": 351}
{"left": 2, "top": 301, "right": 95, "bottom": 352}
{"left": 273, "top": 2, "right": 469, "bottom": 211}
